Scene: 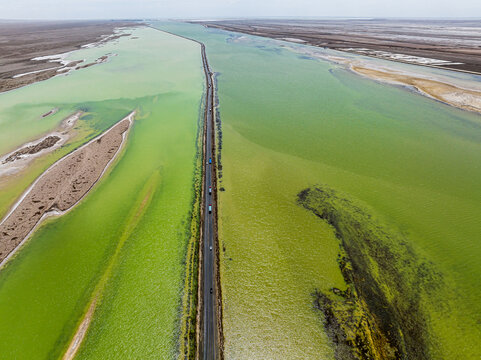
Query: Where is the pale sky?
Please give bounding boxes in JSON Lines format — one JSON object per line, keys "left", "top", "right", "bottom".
{"left": 1, "top": 0, "right": 480, "bottom": 20}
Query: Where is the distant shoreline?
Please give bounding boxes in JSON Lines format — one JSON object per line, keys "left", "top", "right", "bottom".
{"left": 0, "top": 20, "right": 141, "bottom": 93}
{"left": 194, "top": 19, "right": 481, "bottom": 75}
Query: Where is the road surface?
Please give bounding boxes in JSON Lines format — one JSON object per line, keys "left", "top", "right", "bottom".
{"left": 200, "top": 42, "right": 218, "bottom": 360}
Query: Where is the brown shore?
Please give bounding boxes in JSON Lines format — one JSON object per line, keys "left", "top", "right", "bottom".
{"left": 0, "top": 111, "right": 135, "bottom": 266}
{"left": 0, "top": 111, "right": 83, "bottom": 180}
{"left": 278, "top": 43, "right": 481, "bottom": 117}
{"left": 0, "top": 20, "right": 140, "bottom": 93}
{"left": 351, "top": 66, "right": 481, "bottom": 115}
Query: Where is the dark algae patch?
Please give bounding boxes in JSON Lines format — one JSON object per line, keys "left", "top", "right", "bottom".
{"left": 297, "top": 186, "right": 443, "bottom": 360}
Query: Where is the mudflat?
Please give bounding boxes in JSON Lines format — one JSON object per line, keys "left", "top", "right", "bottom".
{"left": 0, "top": 112, "right": 134, "bottom": 265}
{"left": 196, "top": 19, "right": 481, "bottom": 74}
{"left": 2, "top": 136, "right": 61, "bottom": 164}
{"left": 0, "top": 20, "right": 139, "bottom": 92}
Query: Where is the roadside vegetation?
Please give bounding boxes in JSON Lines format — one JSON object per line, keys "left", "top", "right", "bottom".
{"left": 178, "top": 97, "right": 205, "bottom": 360}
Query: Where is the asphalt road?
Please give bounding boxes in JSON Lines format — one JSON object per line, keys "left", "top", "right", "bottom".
{"left": 200, "top": 43, "right": 217, "bottom": 360}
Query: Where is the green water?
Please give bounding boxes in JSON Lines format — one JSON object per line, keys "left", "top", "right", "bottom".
{"left": 0, "top": 27, "right": 203, "bottom": 358}
{"left": 152, "top": 22, "right": 481, "bottom": 358}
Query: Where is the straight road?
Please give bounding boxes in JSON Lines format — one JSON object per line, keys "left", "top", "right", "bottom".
{"left": 200, "top": 42, "right": 218, "bottom": 360}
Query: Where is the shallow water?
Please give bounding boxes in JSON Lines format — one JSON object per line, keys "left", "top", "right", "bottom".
{"left": 153, "top": 21, "right": 481, "bottom": 359}
{"left": 0, "top": 27, "right": 203, "bottom": 358}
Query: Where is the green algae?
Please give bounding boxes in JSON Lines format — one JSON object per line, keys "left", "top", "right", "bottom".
{"left": 299, "top": 185, "right": 443, "bottom": 359}
{"left": 0, "top": 27, "right": 204, "bottom": 359}
{"left": 65, "top": 170, "right": 160, "bottom": 357}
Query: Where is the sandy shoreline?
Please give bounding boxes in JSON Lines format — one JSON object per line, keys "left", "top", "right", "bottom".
{"left": 351, "top": 66, "right": 481, "bottom": 115}
{"left": 0, "top": 111, "right": 135, "bottom": 268}
{"left": 284, "top": 45, "right": 481, "bottom": 117}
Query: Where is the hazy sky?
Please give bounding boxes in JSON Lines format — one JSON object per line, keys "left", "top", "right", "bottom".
{"left": 2, "top": 0, "right": 480, "bottom": 20}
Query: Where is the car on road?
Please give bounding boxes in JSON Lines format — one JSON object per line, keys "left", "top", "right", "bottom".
{"left": 209, "top": 245, "right": 212, "bottom": 251}
{"left": 209, "top": 157, "right": 212, "bottom": 164}
{"left": 209, "top": 186, "right": 212, "bottom": 195}
{"left": 210, "top": 288, "right": 213, "bottom": 294}
{"left": 208, "top": 204, "right": 212, "bottom": 213}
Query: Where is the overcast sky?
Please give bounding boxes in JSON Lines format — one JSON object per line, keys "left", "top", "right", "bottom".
{"left": 1, "top": 0, "right": 480, "bottom": 20}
